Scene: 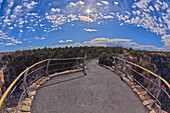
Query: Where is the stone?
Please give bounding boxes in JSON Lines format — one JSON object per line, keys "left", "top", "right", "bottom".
{"left": 138, "top": 94, "right": 146, "bottom": 101}
{"left": 143, "top": 95, "right": 151, "bottom": 100}
{"left": 150, "top": 109, "right": 157, "bottom": 113}
{"left": 137, "top": 91, "right": 147, "bottom": 95}
{"left": 38, "top": 77, "right": 49, "bottom": 85}
{"left": 143, "top": 99, "right": 153, "bottom": 106}
{"left": 36, "top": 84, "right": 40, "bottom": 89}
{"left": 22, "top": 100, "right": 32, "bottom": 106}
{"left": 18, "top": 105, "right": 31, "bottom": 112}
{"left": 24, "top": 98, "right": 33, "bottom": 101}
{"left": 146, "top": 105, "right": 152, "bottom": 111}
{"left": 132, "top": 88, "right": 138, "bottom": 93}
{"left": 35, "top": 77, "right": 45, "bottom": 84}
{"left": 31, "top": 96, "right": 34, "bottom": 100}
{"left": 28, "top": 91, "right": 36, "bottom": 96}
{"left": 129, "top": 81, "right": 134, "bottom": 86}
{"left": 28, "top": 83, "right": 37, "bottom": 91}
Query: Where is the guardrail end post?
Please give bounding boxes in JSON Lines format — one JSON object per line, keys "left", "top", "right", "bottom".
{"left": 83, "top": 58, "right": 87, "bottom": 75}
{"left": 24, "top": 67, "right": 29, "bottom": 98}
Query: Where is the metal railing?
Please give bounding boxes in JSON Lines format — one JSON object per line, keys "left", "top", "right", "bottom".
{"left": 0, "top": 57, "right": 87, "bottom": 113}
{"left": 113, "top": 56, "right": 170, "bottom": 113}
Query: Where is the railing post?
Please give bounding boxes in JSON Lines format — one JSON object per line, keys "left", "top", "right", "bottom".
{"left": 113, "top": 57, "right": 117, "bottom": 71}
{"left": 46, "top": 60, "right": 51, "bottom": 77}
{"left": 24, "top": 67, "right": 29, "bottom": 98}
{"left": 83, "top": 58, "right": 87, "bottom": 75}
{"left": 156, "top": 76, "right": 161, "bottom": 99}
{"left": 123, "top": 61, "right": 128, "bottom": 78}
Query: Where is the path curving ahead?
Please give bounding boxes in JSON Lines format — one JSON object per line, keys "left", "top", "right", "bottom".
{"left": 31, "top": 60, "right": 147, "bottom": 113}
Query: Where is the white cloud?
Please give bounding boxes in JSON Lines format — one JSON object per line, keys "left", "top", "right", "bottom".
{"left": 149, "top": 6, "right": 154, "bottom": 11}
{"left": 50, "top": 42, "right": 83, "bottom": 48}
{"left": 162, "top": 2, "right": 168, "bottom": 10}
{"left": 66, "top": 40, "right": 73, "bottom": 42}
{"left": 67, "top": 1, "right": 85, "bottom": 9}
{"left": 19, "top": 21, "right": 24, "bottom": 25}
{"left": 5, "top": 43, "right": 15, "bottom": 46}
{"left": 103, "top": 15, "right": 114, "bottom": 19}
{"left": 120, "top": 23, "right": 124, "bottom": 26}
{"left": 78, "top": 15, "right": 94, "bottom": 22}
{"left": 59, "top": 40, "right": 64, "bottom": 43}
{"left": 59, "top": 40, "right": 73, "bottom": 43}
{"left": 3, "top": 18, "right": 10, "bottom": 23}
{"left": 83, "top": 28, "right": 98, "bottom": 32}
{"left": 9, "top": 27, "right": 13, "bottom": 29}
{"left": 114, "top": 2, "right": 119, "bottom": 5}
{"left": 0, "top": 30, "right": 22, "bottom": 45}
{"left": 77, "top": 1, "right": 85, "bottom": 5}
{"left": 154, "top": 3, "right": 160, "bottom": 11}
{"left": 83, "top": 38, "right": 131, "bottom": 46}
{"left": 51, "top": 8, "right": 61, "bottom": 12}
{"left": 52, "top": 38, "right": 165, "bottom": 51}
{"left": 14, "top": 5, "right": 22, "bottom": 13}
{"left": 0, "top": 0, "right": 3, "bottom": 8}
{"left": 161, "top": 35, "right": 170, "bottom": 48}
{"left": 101, "top": 1, "right": 109, "bottom": 5}
{"left": 97, "top": 3, "right": 102, "bottom": 6}
{"left": 23, "top": 1, "right": 38, "bottom": 9}
{"left": 83, "top": 37, "right": 165, "bottom": 50}
{"left": 135, "top": 0, "right": 151, "bottom": 9}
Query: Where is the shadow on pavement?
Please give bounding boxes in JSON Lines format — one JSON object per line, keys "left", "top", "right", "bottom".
{"left": 39, "top": 74, "right": 85, "bottom": 89}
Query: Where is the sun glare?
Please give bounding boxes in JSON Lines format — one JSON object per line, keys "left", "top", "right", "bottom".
{"left": 86, "top": 9, "right": 91, "bottom": 14}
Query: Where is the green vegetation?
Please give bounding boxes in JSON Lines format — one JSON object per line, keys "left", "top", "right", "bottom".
{"left": 99, "top": 52, "right": 113, "bottom": 66}
{"left": 0, "top": 46, "right": 169, "bottom": 88}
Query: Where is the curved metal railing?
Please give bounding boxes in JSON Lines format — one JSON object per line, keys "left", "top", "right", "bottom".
{"left": 113, "top": 56, "right": 170, "bottom": 113}
{"left": 0, "top": 57, "right": 87, "bottom": 113}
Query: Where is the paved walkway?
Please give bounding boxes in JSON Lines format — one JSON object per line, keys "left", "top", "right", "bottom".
{"left": 31, "top": 60, "right": 147, "bottom": 113}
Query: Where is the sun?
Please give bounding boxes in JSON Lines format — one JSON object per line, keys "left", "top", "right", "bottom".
{"left": 86, "top": 9, "right": 91, "bottom": 14}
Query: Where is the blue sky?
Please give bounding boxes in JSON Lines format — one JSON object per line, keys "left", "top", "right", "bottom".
{"left": 0, "top": 0, "right": 170, "bottom": 52}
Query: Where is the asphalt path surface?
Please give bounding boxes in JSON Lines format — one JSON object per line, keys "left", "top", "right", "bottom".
{"left": 31, "top": 60, "right": 147, "bottom": 113}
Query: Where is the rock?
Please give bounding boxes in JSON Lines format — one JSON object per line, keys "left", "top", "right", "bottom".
{"left": 31, "top": 96, "right": 34, "bottom": 100}
{"left": 22, "top": 100, "right": 32, "bottom": 106}
{"left": 150, "top": 109, "right": 157, "bottom": 113}
{"left": 28, "top": 91, "right": 36, "bottom": 96}
{"left": 132, "top": 88, "right": 138, "bottom": 93}
{"left": 24, "top": 98, "right": 33, "bottom": 101}
{"left": 137, "top": 91, "right": 147, "bottom": 95}
{"left": 18, "top": 105, "right": 31, "bottom": 112}
{"left": 143, "top": 99, "right": 153, "bottom": 106}
{"left": 28, "top": 83, "right": 37, "bottom": 91}
{"left": 146, "top": 105, "right": 152, "bottom": 111}
{"left": 38, "top": 77, "right": 50, "bottom": 85}
{"left": 138, "top": 94, "right": 146, "bottom": 101}
{"left": 35, "top": 77, "right": 45, "bottom": 84}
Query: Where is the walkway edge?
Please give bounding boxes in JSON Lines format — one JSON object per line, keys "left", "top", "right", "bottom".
{"left": 5, "top": 67, "right": 87, "bottom": 113}
{"left": 99, "top": 64, "right": 168, "bottom": 113}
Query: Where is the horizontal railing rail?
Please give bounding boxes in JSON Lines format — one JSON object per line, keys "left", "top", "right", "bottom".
{"left": 0, "top": 57, "right": 87, "bottom": 113}
{"left": 113, "top": 56, "right": 170, "bottom": 113}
